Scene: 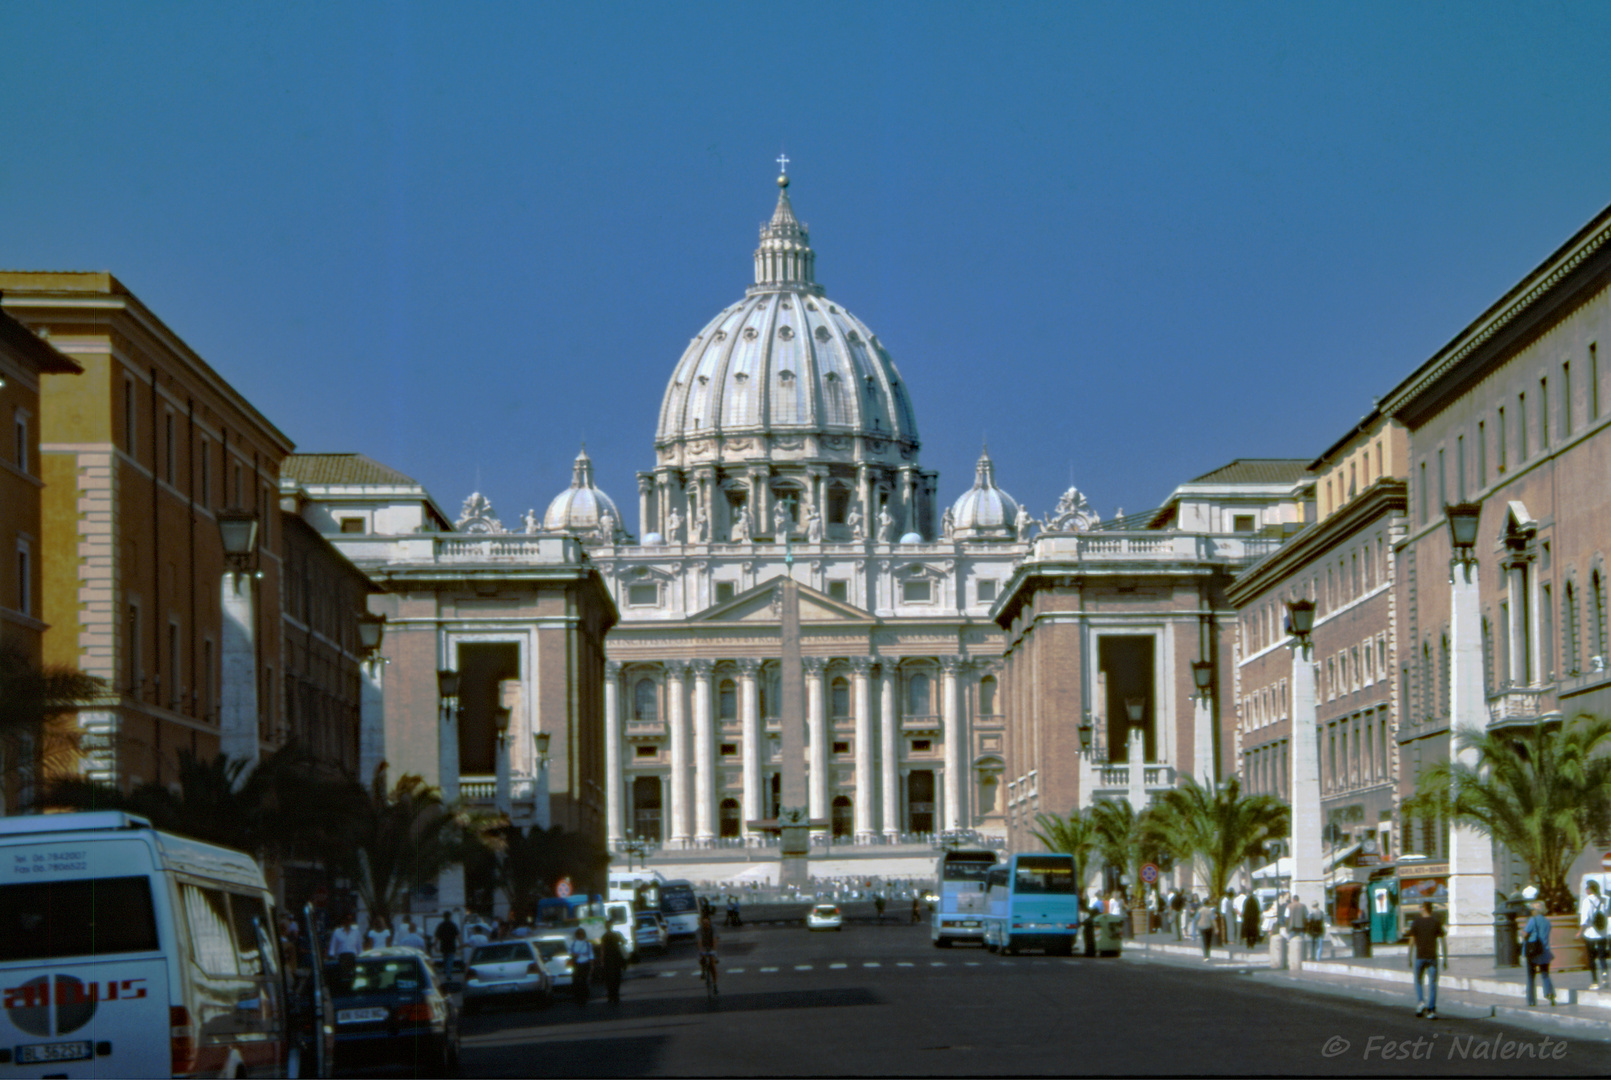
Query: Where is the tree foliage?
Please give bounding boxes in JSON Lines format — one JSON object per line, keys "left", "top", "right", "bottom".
{"left": 1412, "top": 716, "right": 1611, "bottom": 915}
{"left": 1031, "top": 809, "right": 1098, "bottom": 887}
{"left": 1148, "top": 774, "right": 1289, "bottom": 902}
{"left": 0, "top": 645, "right": 104, "bottom": 811}
{"left": 1089, "top": 796, "right": 1163, "bottom": 904}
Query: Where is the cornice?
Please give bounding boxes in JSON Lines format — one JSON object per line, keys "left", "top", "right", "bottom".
{"left": 1227, "top": 480, "right": 1408, "bottom": 606}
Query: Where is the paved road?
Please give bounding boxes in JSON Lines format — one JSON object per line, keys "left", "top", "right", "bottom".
{"left": 458, "top": 912, "right": 1611, "bottom": 1076}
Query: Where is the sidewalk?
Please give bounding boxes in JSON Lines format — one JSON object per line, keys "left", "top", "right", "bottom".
{"left": 1121, "top": 928, "right": 1611, "bottom": 1038}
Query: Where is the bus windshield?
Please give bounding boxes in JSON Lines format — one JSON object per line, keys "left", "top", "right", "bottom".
{"left": 659, "top": 882, "right": 696, "bottom": 914}
{"left": 939, "top": 852, "right": 996, "bottom": 882}
{"left": 1013, "top": 857, "right": 1078, "bottom": 894}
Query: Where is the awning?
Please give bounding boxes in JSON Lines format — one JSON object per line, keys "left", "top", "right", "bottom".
{"left": 1253, "top": 856, "right": 1291, "bottom": 881}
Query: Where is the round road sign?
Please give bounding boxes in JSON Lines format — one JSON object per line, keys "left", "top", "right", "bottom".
{"left": 1602, "top": 852, "right": 1611, "bottom": 871}
{"left": 1140, "top": 863, "right": 1159, "bottom": 884}
{"left": 556, "top": 877, "right": 573, "bottom": 899}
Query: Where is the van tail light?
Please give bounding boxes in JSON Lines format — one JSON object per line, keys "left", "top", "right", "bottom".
{"left": 170, "top": 1006, "right": 197, "bottom": 1075}
{"left": 395, "top": 1002, "right": 434, "bottom": 1024}
{"left": 527, "top": 962, "right": 544, "bottom": 976}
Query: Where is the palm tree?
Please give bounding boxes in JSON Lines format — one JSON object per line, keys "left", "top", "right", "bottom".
{"left": 1149, "top": 775, "right": 1289, "bottom": 904}
{"left": 485, "top": 824, "right": 612, "bottom": 920}
{"left": 1089, "top": 796, "right": 1161, "bottom": 908}
{"left": 0, "top": 645, "right": 104, "bottom": 812}
{"left": 1031, "top": 809, "right": 1098, "bottom": 890}
{"left": 1412, "top": 716, "right": 1611, "bottom": 915}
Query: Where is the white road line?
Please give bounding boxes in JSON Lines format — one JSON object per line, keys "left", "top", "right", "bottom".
{"left": 795, "top": 964, "right": 813, "bottom": 970}
{"left": 863, "top": 962, "right": 881, "bottom": 967}
{"left": 930, "top": 961, "right": 946, "bottom": 967}
{"left": 829, "top": 962, "right": 847, "bottom": 969}
{"left": 896, "top": 962, "right": 914, "bottom": 967}
{"left": 728, "top": 968, "right": 745, "bottom": 973}
{"left": 965, "top": 961, "right": 981, "bottom": 967}
{"left": 760, "top": 966, "right": 779, "bottom": 972}
{"left": 659, "top": 972, "right": 678, "bottom": 978}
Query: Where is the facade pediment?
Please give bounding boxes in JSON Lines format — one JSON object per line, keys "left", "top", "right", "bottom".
{"left": 690, "top": 577, "right": 875, "bottom": 625}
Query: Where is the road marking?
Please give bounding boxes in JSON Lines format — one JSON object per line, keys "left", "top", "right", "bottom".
{"left": 930, "top": 961, "right": 947, "bottom": 967}
{"left": 728, "top": 968, "right": 745, "bottom": 973}
{"left": 829, "top": 962, "right": 847, "bottom": 969}
{"left": 760, "top": 966, "right": 778, "bottom": 972}
{"left": 965, "top": 961, "right": 980, "bottom": 967}
{"left": 795, "top": 964, "right": 814, "bottom": 970}
{"left": 863, "top": 962, "right": 881, "bottom": 968}
{"left": 660, "top": 972, "right": 678, "bottom": 978}
{"left": 897, "top": 962, "right": 914, "bottom": 967}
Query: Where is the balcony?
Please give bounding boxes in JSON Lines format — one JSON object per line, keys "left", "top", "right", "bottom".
{"left": 459, "top": 773, "right": 540, "bottom": 802}
{"left": 1487, "top": 686, "right": 1554, "bottom": 729}
{"left": 974, "top": 712, "right": 1005, "bottom": 729}
{"left": 900, "top": 714, "right": 943, "bottom": 735}
{"left": 1029, "top": 532, "right": 1284, "bottom": 568}
{"left": 625, "top": 720, "right": 666, "bottom": 740}
{"left": 1087, "top": 762, "right": 1178, "bottom": 803}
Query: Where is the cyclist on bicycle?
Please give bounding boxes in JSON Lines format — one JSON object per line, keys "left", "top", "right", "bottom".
{"left": 697, "top": 912, "right": 719, "bottom": 995}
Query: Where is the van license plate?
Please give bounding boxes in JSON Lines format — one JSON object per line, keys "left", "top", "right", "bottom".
{"left": 18, "top": 1041, "right": 93, "bottom": 1064}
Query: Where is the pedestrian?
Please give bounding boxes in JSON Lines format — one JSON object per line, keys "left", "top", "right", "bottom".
{"left": 433, "top": 913, "right": 460, "bottom": 975}
{"left": 875, "top": 893, "right": 886, "bottom": 922}
{"left": 570, "top": 927, "right": 594, "bottom": 1005}
{"left": 1578, "top": 880, "right": 1608, "bottom": 990}
{"left": 396, "top": 919, "right": 427, "bottom": 951}
{"left": 1170, "top": 888, "right": 1185, "bottom": 940}
{"left": 1241, "top": 890, "right": 1261, "bottom": 950}
{"left": 1194, "top": 893, "right": 1218, "bottom": 961}
{"left": 911, "top": 895, "right": 922, "bottom": 924}
{"left": 1522, "top": 900, "right": 1557, "bottom": 1007}
{"left": 1306, "top": 904, "right": 1326, "bottom": 960}
{"left": 600, "top": 924, "right": 627, "bottom": 1004}
{"left": 328, "top": 916, "right": 362, "bottom": 962}
{"left": 1220, "top": 892, "right": 1237, "bottom": 950}
{"left": 1083, "top": 894, "right": 1099, "bottom": 957}
{"left": 1406, "top": 901, "right": 1446, "bottom": 1019}
{"left": 1285, "top": 894, "right": 1308, "bottom": 942}
{"left": 365, "top": 916, "right": 391, "bottom": 952}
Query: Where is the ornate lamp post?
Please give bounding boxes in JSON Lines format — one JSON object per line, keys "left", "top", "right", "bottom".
{"left": 1285, "top": 597, "right": 1324, "bottom": 913}
{"left": 534, "top": 730, "right": 552, "bottom": 830}
{"left": 1191, "top": 659, "right": 1216, "bottom": 787}
{"left": 493, "top": 706, "right": 513, "bottom": 815}
{"left": 1444, "top": 501, "right": 1495, "bottom": 954}
{"left": 436, "top": 669, "right": 461, "bottom": 802}
{"left": 1122, "top": 697, "right": 1147, "bottom": 812}
{"left": 356, "top": 612, "right": 387, "bottom": 786}
{"left": 216, "top": 509, "right": 260, "bottom": 768}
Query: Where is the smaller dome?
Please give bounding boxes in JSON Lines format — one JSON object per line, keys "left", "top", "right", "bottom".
{"left": 641, "top": 532, "right": 665, "bottom": 547}
{"left": 949, "top": 446, "right": 1022, "bottom": 541}
{"left": 899, "top": 532, "right": 924, "bottom": 545}
{"left": 544, "top": 445, "right": 624, "bottom": 543}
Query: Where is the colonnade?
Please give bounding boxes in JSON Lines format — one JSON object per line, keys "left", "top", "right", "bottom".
{"left": 603, "top": 656, "right": 980, "bottom": 847}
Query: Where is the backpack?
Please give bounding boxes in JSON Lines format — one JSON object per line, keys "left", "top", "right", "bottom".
{"left": 1305, "top": 913, "right": 1324, "bottom": 937}
{"left": 1524, "top": 916, "right": 1546, "bottom": 959}
{"left": 1593, "top": 897, "right": 1607, "bottom": 934}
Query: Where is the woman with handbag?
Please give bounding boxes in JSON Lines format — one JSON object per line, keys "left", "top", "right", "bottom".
{"left": 1522, "top": 900, "right": 1557, "bottom": 1007}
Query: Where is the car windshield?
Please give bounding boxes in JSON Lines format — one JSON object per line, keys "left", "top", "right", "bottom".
{"left": 635, "top": 914, "right": 659, "bottom": 926}
{"left": 471, "top": 943, "right": 532, "bottom": 963}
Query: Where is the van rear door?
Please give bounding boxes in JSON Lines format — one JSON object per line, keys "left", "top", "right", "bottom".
{"left": 0, "top": 842, "right": 172, "bottom": 1078}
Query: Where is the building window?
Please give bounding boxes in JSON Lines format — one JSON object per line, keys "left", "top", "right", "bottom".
{"left": 1477, "top": 421, "right": 1486, "bottom": 487}
{"left": 1518, "top": 392, "right": 1528, "bottom": 461}
{"left": 203, "top": 639, "right": 214, "bottom": 721}
{"left": 1233, "top": 514, "right": 1255, "bottom": 533}
{"left": 164, "top": 412, "right": 176, "bottom": 484}
{"left": 1592, "top": 569, "right": 1608, "bottom": 667}
{"left": 1592, "top": 343, "right": 1601, "bottom": 420}
{"left": 827, "top": 580, "right": 848, "bottom": 602}
{"left": 627, "top": 583, "right": 658, "bottom": 606}
{"left": 1437, "top": 448, "right": 1446, "bottom": 512}
{"left": 907, "top": 672, "right": 931, "bottom": 715}
{"left": 633, "top": 678, "right": 658, "bottom": 722}
{"left": 199, "top": 439, "right": 211, "bottom": 505}
{"left": 339, "top": 517, "right": 364, "bottom": 533}
{"left": 1418, "top": 461, "right": 1427, "bottom": 524}
{"left": 830, "top": 676, "right": 850, "bottom": 719}
{"left": 124, "top": 380, "right": 137, "bottom": 456}
{"left": 16, "top": 542, "right": 31, "bottom": 618}
{"left": 1456, "top": 436, "right": 1465, "bottom": 500}
{"left": 832, "top": 740, "right": 849, "bottom": 755}
{"left": 719, "top": 743, "right": 737, "bottom": 757}
{"left": 977, "top": 579, "right": 998, "bottom": 603}
{"left": 13, "top": 411, "right": 26, "bottom": 474}
{"left": 826, "top": 485, "right": 849, "bottom": 525}
{"left": 635, "top": 744, "right": 657, "bottom": 759}
{"left": 902, "top": 579, "right": 932, "bottom": 603}
{"left": 1540, "top": 377, "right": 1550, "bottom": 447}
{"left": 719, "top": 679, "right": 737, "bottom": 721}
{"left": 911, "top": 739, "right": 932, "bottom": 753}
{"left": 714, "top": 581, "right": 735, "bottom": 603}
{"left": 1565, "top": 581, "right": 1580, "bottom": 675}
{"left": 126, "top": 602, "right": 142, "bottom": 694}
{"left": 979, "top": 675, "right": 997, "bottom": 715}
{"left": 168, "top": 621, "right": 181, "bottom": 710}
{"left": 1497, "top": 406, "right": 1507, "bottom": 471}
{"left": 1563, "top": 361, "right": 1573, "bottom": 436}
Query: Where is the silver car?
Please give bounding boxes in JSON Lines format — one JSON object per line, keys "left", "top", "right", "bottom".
{"left": 462, "top": 940, "right": 552, "bottom": 1013}
{"left": 533, "top": 934, "right": 576, "bottom": 988}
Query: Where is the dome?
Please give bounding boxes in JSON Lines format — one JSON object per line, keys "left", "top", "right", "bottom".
{"left": 544, "top": 445, "right": 624, "bottom": 543}
{"left": 655, "top": 176, "right": 920, "bottom": 468}
{"left": 948, "top": 447, "right": 1022, "bottom": 541}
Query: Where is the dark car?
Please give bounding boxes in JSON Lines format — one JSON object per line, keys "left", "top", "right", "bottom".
{"left": 328, "top": 947, "right": 459, "bottom": 1077}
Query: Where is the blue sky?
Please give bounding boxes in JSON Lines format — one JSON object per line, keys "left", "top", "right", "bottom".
{"left": 5, "top": 2, "right": 1611, "bottom": 527}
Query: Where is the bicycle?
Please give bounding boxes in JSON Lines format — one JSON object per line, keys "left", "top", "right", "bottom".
{"left": 700, "top": 951, "right": 719, "bottom": 1000}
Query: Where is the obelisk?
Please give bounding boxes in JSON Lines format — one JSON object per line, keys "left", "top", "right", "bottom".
{"left": 777, "top": 569, "right": 811, "bottom": 890}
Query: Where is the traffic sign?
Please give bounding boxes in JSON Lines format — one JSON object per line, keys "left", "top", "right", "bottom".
{"left": 1140, "top": 863, "right": 1159, "bottom": 884}
{"left": 1602, "top": 851, "right": 1611, "bottom": 870}
{"left": 556, "top": 877, "right": 573, "bottom": 898}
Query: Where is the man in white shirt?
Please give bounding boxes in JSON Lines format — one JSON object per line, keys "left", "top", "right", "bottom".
{"left": 328, "top": 918, "right": 362, "bottom": 960}
{"left": 396, "top": 920, "right": 427, "bottom": 951}
{"left": 1580, "top": 880, "right": 1608, "bottom": 990}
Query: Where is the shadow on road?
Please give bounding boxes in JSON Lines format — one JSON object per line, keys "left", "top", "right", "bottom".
{"left": 469, "top": 1032, "right": 670, "bottom": 1078}
{"left": 465, "top": 985, "right": 883, "bottom": 1035}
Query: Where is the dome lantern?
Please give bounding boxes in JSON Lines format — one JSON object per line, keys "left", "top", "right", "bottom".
{"left": 543, "top": 443, "right": 625, "bottom": 544}
{"left": 949, "top": 445, "right": 1023, "bottom": 542}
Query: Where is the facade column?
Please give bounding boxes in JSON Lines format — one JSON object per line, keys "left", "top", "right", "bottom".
{"left": 737, "top": 659, "right": 761, "bottom": 842}
{"left": 637, "top": 475, "right": 654, "bottom": 538}
{"left": 604, "top": 661, "right": 623, "bottom": 847}
{"left": 851, "top": 658, "right": 874, "bottom": 842}
{"left": 880, "top": 664, "right": 899, "bottom": 840}
{"left": 804, "top": 657, "right": 828, "bottom": 837}
{"left": 857, "top": 464, "right": 873, "bottom": 537}
{"left": 1448, "top": 557, "right": 1497, "bottom": 953}
{"left": 1506, "top": 560, "right": 1529, "bottom": 685}
{"left": 1290, "top": 639, "right": 1324, "bottom": 912}
{"left": 692, "top": 659, "right": 715, "bottom": 844}
{"left": 941, "top": 656, "right": 964, "bottom": 832}
{"left": 220, "top": 572, "right": 260, "bottom": 769}
{"left": 1192, "top": 691, "right": 1214, "bottom": 788}
{"left": 358, "top": 654, "right": 385, "bottom": 789}
{"left": 665, "top": 662, "right": 690, "bottom": 846}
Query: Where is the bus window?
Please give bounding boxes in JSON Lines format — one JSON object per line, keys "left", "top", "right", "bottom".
{"left": 1013, "top": 857, "right": 1078, "bottom": 894}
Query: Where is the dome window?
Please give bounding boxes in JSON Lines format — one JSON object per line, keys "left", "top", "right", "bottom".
{"left": 780, "top": 300, "right": 792, "bottom": 310}
{"left": 828, "top": 305, "right": 838, "bottom": 313}
{"left": 698, "top": 375, "right": 709, "bottom": 385}
{"left": 814, "top": 325, "right": 832, "bottom": 343}
{"left": 713, "top": 330, "right": 727, "bottom": 342}
{"left": 743, "top": 327, "right": 759, "bottom": 341}
{"left": 778, "top": 325, "right": 794, "bottom": 341}
{"left": 847, "top": 330, "right": 861, "bottom": 343}
{"left": 806, "top": 301, "right": 818, "bottom": 311}
{"left": 779, "top": 370, "right": 796, "bottom": 383}
{"left": 733, "top": 371, "right": 748, "bottom": 383}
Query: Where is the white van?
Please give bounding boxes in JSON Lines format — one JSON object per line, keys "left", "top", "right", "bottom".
{"left": 0, "top": 811, "right": 293, "bottom": 1078}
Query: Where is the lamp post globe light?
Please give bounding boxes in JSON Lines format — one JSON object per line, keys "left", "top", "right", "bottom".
{"left": 215, "top": 509, "right": 261, "bottom": 767}
{"left": 1285, "top": 596, "right": 1324, "bottom": 913}
{"left": 1443, "top": 502, "right": 1496, "bottom": 954}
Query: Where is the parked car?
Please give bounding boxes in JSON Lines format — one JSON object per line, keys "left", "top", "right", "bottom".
{"left": 328, "top": 947, "right": 459, "bottom": 1076}
{"left": 806, "top": 904, "right": 844, "bottom": 931}
{"left": 533, "top": 934, "right": 576, "bottom": 988}
{"left": 634, "top": 911, "right": 670, "bottom": 954}
{"left": 463, "top": 940, "right": 552, "bottom": 1014}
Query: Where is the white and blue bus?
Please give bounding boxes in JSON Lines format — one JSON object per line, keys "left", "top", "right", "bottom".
{"left": 932, "top": 849, "right": 998, "bottom": 947}
{"left": 657, "top": 879, "right": 701, "bottom": 939}
{"left": 983, "top": 853, "right": 1082, "bottom": 955}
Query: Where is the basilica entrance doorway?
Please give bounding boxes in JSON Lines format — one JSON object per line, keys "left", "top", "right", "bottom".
{"left": 633, "top": 775, "right": 663, "bottom": 841}
{"left": 907, "top": 770, "right": 934, "bottom": 833}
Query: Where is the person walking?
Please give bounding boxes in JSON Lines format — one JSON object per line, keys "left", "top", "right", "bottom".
{"left": 1242, "top": 890, "right": 1261, "bottom": 950}
{"left": 569, "top": 927, "right": 594, "bottom": 1005}
{"left": 911, "top": 895, "right": 923, "bottom": 924}
{"left": 1083, "top": 893, "right": 1100, "bottom": 957}
{"left": 1578, "top": 880, "right": 1608, "bottom": 990}
{"left": 1285, "top": 894, "right": 1308, "bottom": 941}
{"left": 396, "top": 919, "right": 426, "bottom": 951}
{"left": 328, "top": 916, "right": 362, "bottom": 962}
{"left": 433, "top": 913, "right": 460, "bottom": 975}
{"left": 1194, "top": 894, "right": 1218, "bottom": 961}
{"left": 1219, "top": 892, "right": 1237, "bottom": 952}
{"left": 1523, "top": 900, "right": 1557, "bottom": 1007}
{"left": 600, "top": 925, "right": 627, "bottom": 1004}
{"left": 1406, "top": 901, "right": 1447, "bottom": 1018}
{"left": 1169, "top": 888, "right": 1185, "bottom": 940}
{"left": 875, "top": 893, "right": 886, "bottom": 922}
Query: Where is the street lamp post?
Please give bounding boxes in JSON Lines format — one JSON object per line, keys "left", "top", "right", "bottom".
{"left": 1123, "top": 697, "right": 1147, "bottom": 812}
{"left": 1190, "top": 659, "right": 1215, "bottom": 788}
{"left": 493, "top": 706, "right": 513, "bottom": 816}
{"left": 216, "top": 509, "right": 260, "bottom": 771}
{"left": 357, "top": 613, "right": 386, "bottom": 787}
{"left": 1285, "top": 598, "right": 1324, "bottom": 914}
{"left": 1444, "top": 501, "right": 1496, "bottom": 954}
{"left": 534, "top": 730, "right": 552, "bottom": 830}
{"left": 436, "top": 669, "right": 461, "bottom": 803}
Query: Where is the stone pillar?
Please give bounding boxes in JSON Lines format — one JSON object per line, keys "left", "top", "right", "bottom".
{"left": 604, "top": 661, "right": 623, "bottom": 846}
{"left": 1507, "top": 560, "right": 1529, "bottom": 685}
{"left": 1448, "top": 558, "right": 1497, "bottom": 954}
{"left": 692, "top": 659, "right": 715, "bottom": 844}
{"left": 220, "top": 571, "right": 259, "bottom": 771}
{"left": 358, "top": 655, "right": 385, "bottom": 789}
{"left": 899, "top": 466, "right": 916, "bottom": 538}
{"left": 941, "top": 656, "right": 964, "bottom": 832}
{"left": 880, "top": 664, "right": 899, "bottom": 840}
{"left": 1126, "top": 727, "right": 1146, "bottom": 810}
{"left": 1192, "top": 690, "right": 1214, "bottom": 788}
{"left": 737, "top": 659, "right": 761, "bottom": 841}
{"left": 857, "top": 464, "right": 873, "bottom": 537}
{"left": 805, "top": 657, "right": 828, "bottom": 836}
{"left": 666, "top": 662, "right": 690, "bottom": 846}
{"left": 1289, "top": 640, "right": 1324, "bottom": 912}
{"left": 851, "top": 658, "right": 874, "bottom": 842}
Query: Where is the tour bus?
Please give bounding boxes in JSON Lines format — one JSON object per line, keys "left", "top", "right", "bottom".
{"left": 983, "top": 853, "right": 1082, "bottom": 955}
{"left": 607, "top": 869, "right": 666, "bottom": 913}
{"left": 931, "top": 849, "right": 998, "bottom": 947}
{"left": 657, "top": 879, "right": 701, "bottom": 939}
{"left": 0, "top": 811, "right": 297, "bottom": 1078}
